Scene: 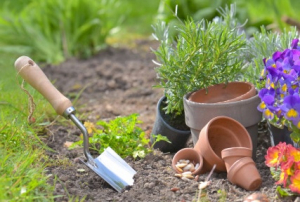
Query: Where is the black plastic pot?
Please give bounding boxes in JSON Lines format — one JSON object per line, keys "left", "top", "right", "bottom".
{"left": 268, "top": 122, "right": 299, "bottom": 148}
{"left": 151, "top": 96, "right": 191, "bottom": 153}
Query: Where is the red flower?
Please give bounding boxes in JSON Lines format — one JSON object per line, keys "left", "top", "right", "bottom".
{"left": 289, "top": 170, "right": 300, "bottom": 194}
{"left": 265, "top": 142, "right": 287, "bottom": 167}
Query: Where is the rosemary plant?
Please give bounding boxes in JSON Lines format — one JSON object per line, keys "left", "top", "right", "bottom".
{"left": 243, "top": 26, "right": 299, "bottom": 89}
{"left": 152, "top": 4, "right": 247, "bottom": 115}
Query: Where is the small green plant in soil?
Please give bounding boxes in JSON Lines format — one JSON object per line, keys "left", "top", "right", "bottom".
{"left": 70, "top": 113, "right": 170, "bottom": 159}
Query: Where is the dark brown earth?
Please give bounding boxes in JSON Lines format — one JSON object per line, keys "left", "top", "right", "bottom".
{"left": 39, "top": 40, "right": 297, "bottom": 202}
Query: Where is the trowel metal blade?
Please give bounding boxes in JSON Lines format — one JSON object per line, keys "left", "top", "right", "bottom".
{"left": 80, "top": 147, "right": 136, "bottom": 193}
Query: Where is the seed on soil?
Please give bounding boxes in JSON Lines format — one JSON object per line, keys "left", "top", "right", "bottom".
{"left": 243, "top": 192, "right": 270, "bottom": 202}
{"left": 77, "top": 168, "right": 86, "bottom": 173}
{"left": 175, "top": 174, "right": 182, "bottom": 178}
{"left": 181, "top": 176, "right": 190, "bottom": 181}
{"left": 182, "top": 171, "right": 192, "bottom": 176}
{"left": 198, "top": 181, "right": 211, "bottom": 190}
{"left": 170, "top": 187, "right": 180, "bottom": 192}
{"left": 194, "top": 175, "right": 199, "bottom": 182}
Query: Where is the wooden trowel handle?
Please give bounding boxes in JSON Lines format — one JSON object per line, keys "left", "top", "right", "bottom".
{"left": 14, "top": 56, "right": 73, "bottom": 116}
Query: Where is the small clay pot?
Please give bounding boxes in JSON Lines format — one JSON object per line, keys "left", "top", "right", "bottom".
{"left": 188, "top": 81, "right": 256, "bottom": 103}
{"left": 221, "top": 147, "right": 252, "bottom": 172}
{"left": 194, "top": 116, "right": 252, "bottom": 173}
{"left": 172, "top": 148, "right": 204, "bottom": 175}
{"left": 227, "top": 157, "right": 262, "bottom": 191}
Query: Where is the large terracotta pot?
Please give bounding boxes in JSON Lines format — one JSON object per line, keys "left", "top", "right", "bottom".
{"left": 194, "top": 116, "right": 253, "bottom": 173}
{"left": 184, "top": 82, "right": 261, "bottom": 159}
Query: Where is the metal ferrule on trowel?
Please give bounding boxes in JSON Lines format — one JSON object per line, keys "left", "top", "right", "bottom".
{"left": 14, "top": 56, "right": 136, "bottom": 193}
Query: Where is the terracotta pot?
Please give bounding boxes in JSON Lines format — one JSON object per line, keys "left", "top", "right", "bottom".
{"left": 184, "top": 89, "right": 261, "bottom": 159}
{"left": 221, "top": 147, "right": 252, "bottom": 172}
{"left": 151, "top": 96, "right": 191, "bottom": 153}
{"left": 194, "top": 116, "right": 252, "bottom": 173}
{"left": 188, "top": 82, "right": 256, "bottom": 103}
{"left": 172, "top": 148, "right": 204, "bottom": 175}
{"left": 227, "top": 157, "right": 262, "bottom": 191}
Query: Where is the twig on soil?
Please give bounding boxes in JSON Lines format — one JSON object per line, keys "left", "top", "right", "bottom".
{"left": 197, "top": 164, "right": 216, "bottom": 202}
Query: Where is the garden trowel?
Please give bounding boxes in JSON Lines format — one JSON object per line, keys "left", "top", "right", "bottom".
{"left": 14, "top": 56, "right": 136, "bottom": 193}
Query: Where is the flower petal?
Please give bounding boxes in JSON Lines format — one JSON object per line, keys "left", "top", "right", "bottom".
{"left": 289, "top": 170, "right": 300, "bottom": 194}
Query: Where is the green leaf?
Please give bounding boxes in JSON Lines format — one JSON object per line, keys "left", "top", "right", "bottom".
{"left": 276, "top": 186, "right": 295, "bottom": 197}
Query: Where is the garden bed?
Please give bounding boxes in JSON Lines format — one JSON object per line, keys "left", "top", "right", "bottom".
{"left": 41, "top": 40, "right": 291, "bottom": 201}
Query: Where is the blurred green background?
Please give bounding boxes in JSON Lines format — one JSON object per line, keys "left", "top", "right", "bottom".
{"left": 0, "top": 0, "right": 300, "bottom": 65}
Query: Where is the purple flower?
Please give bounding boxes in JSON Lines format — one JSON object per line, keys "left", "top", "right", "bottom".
{"left": 280, "top": 94, "right": 300, "bottom": 121}
{"left": 272, "top": 51, "right": 283, "bottom": 62}
{"left": 291, "top": 39, "right": 299, "bottom": 49}
{"left": 258, "top": 38, "right": 300, "bottom": 131}
{"left": 265, "top": 66, "right": 281, "bottom": 89}
{"left": 257, "top": 88, "right": 276, "bottom": 117}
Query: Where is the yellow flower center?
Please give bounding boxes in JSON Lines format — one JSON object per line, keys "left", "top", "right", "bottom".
{"left": 264, "top": 109, "right": 274, "bottom": 119}
{"left": 287, "top": 109, "right": 298, "bottom": 118}
{"left": 282, "top": 84, "right": 287, "bottom": 92}
{"left": 259, "top": 102, "right": 266, "bottom": 110}
{"left": 270, "top": 82, "right": 275, "bottom": 89}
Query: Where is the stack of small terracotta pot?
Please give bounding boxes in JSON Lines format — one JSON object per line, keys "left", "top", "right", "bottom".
{"left": 172, "top": 116, "right": 262, "bottom": 191}
{"left": 221, "top": 147, "right": 262, "bottom": 191}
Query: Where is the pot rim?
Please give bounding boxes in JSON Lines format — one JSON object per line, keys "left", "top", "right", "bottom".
{"left": 187, "top": 81, "right": 255, "bottom": 104}
{"left": 221, "top": 147, "right": 252, "bottom": 159}
{"left": 157, "top": 96, "right": 190, "bottom": 133}
{"left": 205, "top": 116, "right": 253, "bottom": 151}
{"left": 184, "top": 90, "right": 260, "bottom": 107}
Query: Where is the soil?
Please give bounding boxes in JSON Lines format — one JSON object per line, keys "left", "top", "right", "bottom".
{"left": 39, "top": 40, "right": 296, "bottom": 202}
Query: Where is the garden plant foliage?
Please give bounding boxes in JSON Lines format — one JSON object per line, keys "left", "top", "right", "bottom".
{"left": 70, "top": 114, "right": 170, "bottom": 159}
{"left": 152, "top": 5, "right": 246, "bottom": 115}
{"left": 0, "top": 0, "right": 121, "bottom": 64}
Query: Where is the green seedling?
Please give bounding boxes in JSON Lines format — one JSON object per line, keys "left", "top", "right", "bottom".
{"left": 70, "top": 113, "right": 170, "bottom": 159}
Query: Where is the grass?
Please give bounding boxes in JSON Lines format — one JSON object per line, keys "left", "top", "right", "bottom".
{"left": 0, "top": 53, "right": 57, "bottom": 201}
